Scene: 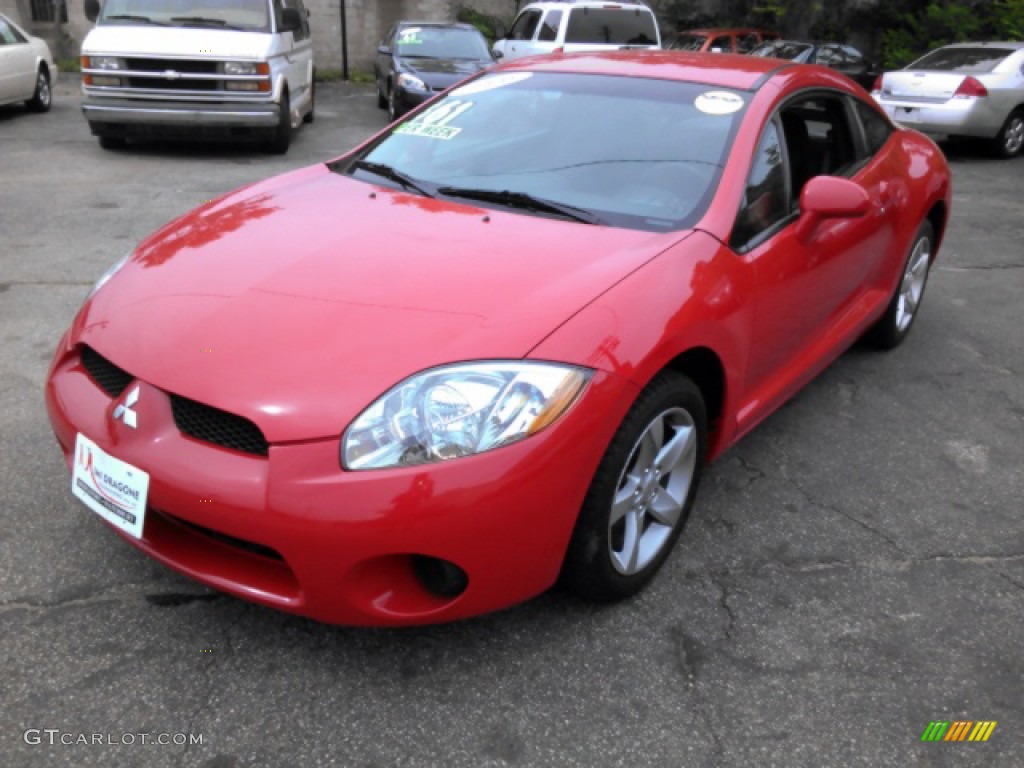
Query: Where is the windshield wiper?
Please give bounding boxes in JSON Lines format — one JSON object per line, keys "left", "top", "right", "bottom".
{"left": 436, "top": 187, "right": 602, "bottom": 225}
{"left": 104, "top": 14, "right": 167, "bottom": 25}
{"left": 350, "top": 160, "right": 435, "bottom": 198}
{"left": 170, "top": 16, "right": 243, "bottom": 29}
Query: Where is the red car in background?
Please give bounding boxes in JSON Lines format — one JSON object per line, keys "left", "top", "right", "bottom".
{"left": 669, "top": 28, "right": 779, "bottom": 54}
{"left": 46, "top": 51, "right": 951, "bottom": 626}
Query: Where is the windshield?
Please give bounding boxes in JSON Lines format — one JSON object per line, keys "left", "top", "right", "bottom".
{"left": 670, "top": 34, "right": 708, "bottom": 51}
{"left": 395, "top": 26, "right": 490, "bottom": 59}
{"left": 334, "top": 72, "right": 746, "bottom": 232}
{"left": 909, "top": 46, "right": 1014, "bottom": 73}
{"left": 565, "top": 9, "right": 658, "bottom": 45}
{"left": 99, "top": 0, "right": 270, "bottom": 31}
{"left": 750, "top": 41, "right": 812, "bottom": 60}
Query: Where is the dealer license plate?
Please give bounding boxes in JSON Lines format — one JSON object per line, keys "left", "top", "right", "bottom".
{"left": 72, "top": 433, "right": 149, "bottom": 540}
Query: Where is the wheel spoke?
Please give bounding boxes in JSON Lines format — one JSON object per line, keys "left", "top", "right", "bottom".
{"left": 648, "top": 486, "right": 683, "bottom": 527}
{"left": 655, "top": 425, "right": 695, "bottom": 475}
{"left": 613, "top": 508, "right": 643, "bottom": 574}
{"left": 635, "top": 420, "right": 662, "bottom": 471}
{"left": 611, "top": 475, "right": 640, "bottom": 524}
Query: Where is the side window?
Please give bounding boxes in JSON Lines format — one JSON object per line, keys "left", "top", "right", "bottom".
{"left": 737, "top": 33, "right": 759, "bottom": 53}
{"left": 283, "top": 0, "right": 309, "bottom": 41}
{"left": 710, "top": 35, "right": 731, "bottom": 53}
{"left": 855, "top": 100, "right": 894, "bottom": 157}
{"left": 538, "top": 10, "right": 562, "bottom": 42}
{"left": 778, "top": 95, "right": 859, "bottom": 207}
{"left": 509, "top": 9, "right": 542, "bottom": 41}
{"left": 732, "top": 119, "right": 788, "bottom": 250}
{"left": 0, "top": 18, "right": 21, "bottom": 44}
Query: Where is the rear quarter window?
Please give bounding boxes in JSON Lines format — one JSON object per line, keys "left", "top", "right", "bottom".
{"left": 910, "top": 47, "right": 1014, "bottom": 73}
{"left": 565, "top": 9, "right": 657, "bottom": 45}
{"left": 855, "top": 100, "right": 893, "bottom": 157}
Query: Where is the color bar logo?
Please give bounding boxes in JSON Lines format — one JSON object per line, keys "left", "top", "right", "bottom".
{"left": 921, "top": 721, "right": 997, "bottom": 742}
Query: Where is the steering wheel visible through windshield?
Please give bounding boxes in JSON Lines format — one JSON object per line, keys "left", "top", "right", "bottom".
{"left": 334, "top": 71, "right": 747, "bottom": 232}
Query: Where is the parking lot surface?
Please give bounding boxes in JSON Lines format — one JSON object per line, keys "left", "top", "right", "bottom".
{"left": 2, "top": 78, "right": 1022, "bottom": 767}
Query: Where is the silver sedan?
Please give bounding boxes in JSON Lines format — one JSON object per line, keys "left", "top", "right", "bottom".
{"left": 873, "top": 42, "right": 1024, "bottom": 158}
{"left": 0, "top": 12, "right": 56, "bottom": 112}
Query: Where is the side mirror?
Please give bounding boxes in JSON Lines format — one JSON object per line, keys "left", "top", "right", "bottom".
{"left": 377, "top": 44, "right": 389, "bottom": 55}
{"left": 84, "top": 0, "right": 100, "bottom": 22}
{"left": 795, "top": 176, "right": 870, "bottom": 243}
{"left": 492, "top": 48, "right": 504, "bottom": 60}
{"left": 279, "top": 7, "right": 302, "bottom": 33}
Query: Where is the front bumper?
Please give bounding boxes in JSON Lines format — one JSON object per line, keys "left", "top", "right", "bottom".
{"left": 875, "top": 95, "right": 1004, "bottom": 139}
{"left": 82, "top": 97, "right": 281, "bottom": 129}
{"left": 45, "top": 341, "right": 637, "bottom": 626}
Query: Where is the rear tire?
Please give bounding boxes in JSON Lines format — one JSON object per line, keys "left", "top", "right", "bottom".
{"left": 560, "top": 371, "right": 707, "bottom": 602}
{"left": 864, "top": 220, "right": 934, "bottom": 349}
{"left": 377, "top": 85, "right": 387, "bottom": 109}
{"left": 265, "top": 89, "right": 292, "bottom": 154}
{"left": 26, "top": 67, "right": 51, "bottom": 112}
{"left": 990, "top": 109, "right": 1024, "bottom": 158}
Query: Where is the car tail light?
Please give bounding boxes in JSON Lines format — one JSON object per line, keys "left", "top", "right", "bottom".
{"left": 953, "top": 76, "right": 988, "bottom": 98}
{"left": 871, "top": 74, "right": 882, "bottom": 94}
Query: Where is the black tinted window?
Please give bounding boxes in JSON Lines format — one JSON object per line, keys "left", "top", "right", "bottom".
{"left": 911, "top": 46, "right": 1013, "bottom": 73}
{"left": 737, "top": 33, "right": 759, "bottom": 53}
{"left": 710, "top": 36, "right": 731, "bottom": 52}
{"left": 509, "top": 9, "right": 542, "bottom": 41}
{"left": 565, "top": 9, "right": 657, "bottom": 45}
{"left": 856, "top": 101, "right": 893, "bottom": 156}
{"left": 538, "top": 10, "right": 562, "bottom": 42}
{"left": 733, "top": 120, "right": 788, "bottom": 248}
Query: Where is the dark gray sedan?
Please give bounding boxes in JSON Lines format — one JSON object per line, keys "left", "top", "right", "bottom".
{"left": 374, "top": 22, "right": 494, "bottom": 122}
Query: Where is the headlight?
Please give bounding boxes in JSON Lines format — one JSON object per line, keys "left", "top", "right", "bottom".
{"left": 397, "top": 73, "right": 428, "bottom": 93}
{"left": 88, "top": 252, "right": 132, "bottom": 299}
{"left": 88, "top": 56, "right": 121, "bottom": 71}
{"left": 224, "top": 61, "right": 262, "bottom": 76}
{"left": 342, "top": 362, "right": 592, "bottom": 470}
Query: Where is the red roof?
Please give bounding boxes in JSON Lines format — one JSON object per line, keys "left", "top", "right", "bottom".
{"left": 503, "top": 50, "right": 786, "bottom": 91}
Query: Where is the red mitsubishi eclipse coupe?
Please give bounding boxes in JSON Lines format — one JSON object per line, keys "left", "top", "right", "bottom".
{"left": 46, "top": 52, "right": 951, "bottom": 626}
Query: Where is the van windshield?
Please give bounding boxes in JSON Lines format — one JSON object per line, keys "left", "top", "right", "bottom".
{"left": 99, "top": 0, "right": 271, "bottom": 32}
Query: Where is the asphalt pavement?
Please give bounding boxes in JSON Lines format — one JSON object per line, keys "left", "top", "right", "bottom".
{"left": 1, "top": 77, "right": 1022, "bottom": 768}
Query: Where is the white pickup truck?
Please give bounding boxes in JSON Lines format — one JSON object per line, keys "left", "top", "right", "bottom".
{"left": 80, "top": 0, "right": 314, "bottom": 152}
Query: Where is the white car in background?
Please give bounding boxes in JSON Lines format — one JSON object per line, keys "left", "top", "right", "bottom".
{"left": 873, "top": 42, "right": 1024, "bottom": 158}
{"left": 0, "top": 12, "right": 55, "bottom": 112}
{"left": 492, "top": 1, "right": 660, "bottom": 62}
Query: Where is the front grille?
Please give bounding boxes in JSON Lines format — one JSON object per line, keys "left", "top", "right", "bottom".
{"left": 81, "top": 346, "right": 133, "bottom": 397}
{"left": 127, "top": 77, "right": 220, "bottom": 91}
{"left": 159, "top": 511, "right": 284, "bottom": 561}
{"left": 171, "top": 394, "right": 269, "bottom": 457}
{"left": 124, "top": 58, "right": 220, "bottom": 74}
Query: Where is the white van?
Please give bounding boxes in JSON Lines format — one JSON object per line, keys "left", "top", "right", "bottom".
{"left": 492, "top": 1, "right": 660, "bottom": 62}
{"left": 80, "top": 0, "right": 314, "bottom": 153}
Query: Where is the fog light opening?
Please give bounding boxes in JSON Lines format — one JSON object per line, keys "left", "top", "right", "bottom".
{"left": 412, "top": 556, "right": 468, "bottom": 599}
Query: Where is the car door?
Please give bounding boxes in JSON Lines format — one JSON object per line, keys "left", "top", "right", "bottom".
{"left": 732, "top": 91, "right": 892, "bottom": 403}
{"left": 498, "top": 8, "right": 543, "bottom": 61}
{"left": 0, "top": 16, "right": 34, "bottom": 102}
{"left": 280, "top": 0, "right": 313, "bottom": 114}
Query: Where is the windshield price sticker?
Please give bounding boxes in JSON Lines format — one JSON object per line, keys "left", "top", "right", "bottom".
{"left": 396, "top": 100, "right": 474, "bottom": 141}
{"left": 398, "top": 28, "right": 423, "bottom": 44}
{"left": 695, "top": 91, "right": 745, "bottom": 115}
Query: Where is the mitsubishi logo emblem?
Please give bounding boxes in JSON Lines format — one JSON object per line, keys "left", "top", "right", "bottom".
{"left": 113, "top": 386, "right": 140, "bottom": 429}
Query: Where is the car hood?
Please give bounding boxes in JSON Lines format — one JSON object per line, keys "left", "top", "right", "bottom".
{"left": 401, "top": 57, "right": 490, "bottom": 86}
{"left": 78, "top": 165, "right": 683, "bottom": 442}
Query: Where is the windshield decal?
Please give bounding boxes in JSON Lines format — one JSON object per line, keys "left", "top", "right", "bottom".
{"left": 395, "top": 100, "right": 474, "bottom": 141}
{"left": 695, "top": 91, "right": 744, "bottom": 115}
{"left": 398, "top": 28, "right": 423, "bottom": 44}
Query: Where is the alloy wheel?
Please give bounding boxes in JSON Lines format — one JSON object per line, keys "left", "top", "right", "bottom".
{"left": 895, "top": 235, "right": 930, "bottom": 332}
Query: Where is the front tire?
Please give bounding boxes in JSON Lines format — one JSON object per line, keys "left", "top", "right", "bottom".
{"left": 561, "top": 371, "right": 707, "bottom": 602}
{"left": 387, "top": 86, "right": 400, "bottom": 122}
{"left": 98, "top": 135, "right": 126, "bottom": 150}
{"left": 303, "top": 78, "right": 315, "bottom": 124}
{"left": 26, "top": 67, "right": 51, "bottom": 112}
{"left": 864, "top": 220, "right": 934, "bottom": 349}
{"left": 265, "top": 89, "right": 292, "bottom": 154}
{"left": 991, "top": 109, "right": 1024, "bottom": 158}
